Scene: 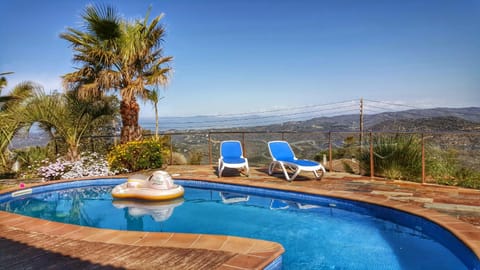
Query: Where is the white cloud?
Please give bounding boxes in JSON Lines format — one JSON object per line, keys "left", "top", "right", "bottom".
{"left": 3, "top": 72, "right": 63, "bottom": 94}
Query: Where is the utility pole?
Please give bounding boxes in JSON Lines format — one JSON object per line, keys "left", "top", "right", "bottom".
{"left": 359, "top": 98, "right": 364, "bottom": 152}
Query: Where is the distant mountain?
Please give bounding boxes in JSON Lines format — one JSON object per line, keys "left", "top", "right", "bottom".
{"left": 218, "top": 107, "right": 480, "bottom": 133}
{"left": 10, "top": 107, "right": 480, "bottom": 149}
{"left": 363, "top": 107, "right": 480, "bottom": 131}
{"left": 369, "top": 116, "right": 480, "bottom": 132}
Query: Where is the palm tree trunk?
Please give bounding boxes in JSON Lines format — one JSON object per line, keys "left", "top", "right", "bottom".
{"left": 120, "top": 98, "right": 142, "bottom": 143}
{"left": 154, "top": 102, "right": 159, "bottom": 140}
{"left": 67, "top": 144, "right": 80, "bottom": 161}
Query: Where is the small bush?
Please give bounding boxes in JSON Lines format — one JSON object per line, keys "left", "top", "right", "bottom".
{"left": 315, "top": 136, "right": 358, "bottom": 161}
{"left": 107, "top": 139, "right": 167, "bottom": 172}
{"left": 455, "top": 168, "right": 480, "bottom": 189}
{"left": 359, "top": 134, "right": 422, "bottom": 181}
{"left": 170, "top": 152, "right": 187, "bottom": 165}
{"left": 188, "top": 150, "right": 204, "bottom": 165}
{"left": 14, "top": 146, "right": 55, "bottom": 167}
{"left": 342, "top": 161, "right": 355, "bottom": 174}
{"left": 426, "top": 147, "right": 457, "bottom": 181}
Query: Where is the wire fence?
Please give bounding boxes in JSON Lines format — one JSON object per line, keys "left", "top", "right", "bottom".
{"left": 65, "top": 130, "right": 480, "bottom": 187}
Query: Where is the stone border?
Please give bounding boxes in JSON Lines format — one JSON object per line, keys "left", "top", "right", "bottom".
{"left": 1, "top": 175, "right": 479, "bottom": 268}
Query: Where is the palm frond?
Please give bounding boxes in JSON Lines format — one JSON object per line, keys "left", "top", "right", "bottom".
{"left": 60, "top": 5, "right": 172, "bottom": 143}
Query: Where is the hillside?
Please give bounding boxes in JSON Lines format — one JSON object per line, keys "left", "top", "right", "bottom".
{"left": 10, "top": 107, "right": 480, "bottom": 150}
{"left": 217, "top": 107, "right": 480, "bottom": 133}
{"left": 370, "top": 116, "right": 480, "bottom": 132}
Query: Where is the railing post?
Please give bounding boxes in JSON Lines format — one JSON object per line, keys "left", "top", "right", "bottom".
{"left": 329, "top": 132, "right": 333, "bottom": 172}
{"left": 169, "top": 135, "right": 173, "bottom": 166}
{"left": 90, "top": 136, "right": 95, "bottom": 153}
{"left": 422, "top": 133, "right": 425, "bottom": 184}
{"left": 241, "top": 132, "right": 246, "bottom": 157}
{"left": 370, "top": 132, "right": 374, "bottom": 179}
{"left": 281, "top": 132, "right": 285, "bottom": 141}
{"left": 54, "top": 137, "right": 58, "bottom": 155}
{"left": 208, "top": 132, "right": 212, "bottom": 165}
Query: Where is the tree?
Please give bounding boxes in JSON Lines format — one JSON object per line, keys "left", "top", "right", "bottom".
{"left": 0, "top": 72, "right": 38, "bottom": 171}
{"left": 61, "top": 5, "right": 172, "bottom": 144}
{"left": 145, "top": 88, "right": 164, "bottom": 140}
{"left": 0, "top": 72, "right": 13, "bottom": 97}
{"left": 21, "top": 90, "right": 118, "bottom": 161}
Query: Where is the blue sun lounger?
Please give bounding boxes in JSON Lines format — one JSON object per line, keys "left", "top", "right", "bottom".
{"left": 267, "top": 140, "right": 326, "bottom": 181}
{"left": 218, "top": 140, "right": 249, "bottom": 177}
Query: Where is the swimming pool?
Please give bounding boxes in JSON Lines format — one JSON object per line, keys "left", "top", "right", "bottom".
{"left": 1, "top": 178, "right": 479, "bottom": 269}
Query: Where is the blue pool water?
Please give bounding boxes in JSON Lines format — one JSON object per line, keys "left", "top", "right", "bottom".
{"left": 0, "top": 179, "right": 479, "bottom": 270}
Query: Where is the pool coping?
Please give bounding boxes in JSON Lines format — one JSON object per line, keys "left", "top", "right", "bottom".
{"left": 1, "top": 175, "right": 479, "bottom": 268}
{"left": 175, "top": 176, "right": 480, "bottom": 261}
{"left": 0, "top": 176, "right": 285, "bottom": 270}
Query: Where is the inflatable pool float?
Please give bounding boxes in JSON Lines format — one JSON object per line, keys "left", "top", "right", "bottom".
{"left": 113, "top": 199, "right": 184, "bottom": 222}
{"left": 111, "top": 171, "right": 184, "bottom": 201}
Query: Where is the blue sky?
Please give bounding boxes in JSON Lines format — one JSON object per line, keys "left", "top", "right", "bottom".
{"left": 1, "top": 0, "right": 479, "bottom": 119}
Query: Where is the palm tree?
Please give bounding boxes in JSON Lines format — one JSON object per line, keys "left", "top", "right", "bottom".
{"left": 21, "top": 90, "right": 118, "bottom": 161}
{"left": 0, "top": 73, "right": 38, "bottom": 170}
{"left": 145, "top": 88, "right": 164, "bottom": 140}
{"left": 61, "top": 5, "right": 172, "bottom": 144}
{"left": 0, "top": 72, "right": 13, "bottom": 95}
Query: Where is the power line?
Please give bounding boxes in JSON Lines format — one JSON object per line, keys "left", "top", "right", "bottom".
{"left": 178, "top": 99, "right": 358, "bottom": 118}
{"left": 156, "top": 101, "right": 359, "bottom": 126}
{"left": 139, "top": 98, "right": 478, "bottom": 130}
{"left": 151, "top": 107, "right": 360, "bottom": 129}
{"left": 363, "top": 99, "right": 425, "bottom": 110}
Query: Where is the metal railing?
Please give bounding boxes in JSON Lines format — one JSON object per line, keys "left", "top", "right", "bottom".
{"left": 63, "top": 130, "right": 480, "bottom": 187}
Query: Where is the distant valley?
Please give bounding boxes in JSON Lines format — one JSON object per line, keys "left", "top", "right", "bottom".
{"left": 10, "top": 107, "right": 480, "bottom": 150}
{"left": 213, "top": 107, "right": 480, "bottom": 133}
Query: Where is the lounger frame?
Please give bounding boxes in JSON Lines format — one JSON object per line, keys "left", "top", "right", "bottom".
{"left": 218, "top": 140, "right": 249, "bottom": 177}
{"left": 268, "top": 140, "right": 326, "bottom": 181}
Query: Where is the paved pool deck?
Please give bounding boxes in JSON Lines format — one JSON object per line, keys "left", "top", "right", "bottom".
{"left": 1, "top": 165, "right": 479, "bottom": 269}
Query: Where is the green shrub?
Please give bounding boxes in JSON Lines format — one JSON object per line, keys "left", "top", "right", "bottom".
{"left": 14, "top": 146, "right": 54, "bottom": 167}
{"left": 315, "top": 136, "right": 358, "bottom": 161}
{"left": 426, "top": 147, "right": 480, "bottom": 188}
{"left": 107, "top": 139, "right": 168, "bottom": 172}
{"left": 342, "top": 161, "right": 355, "bottom": 174}
{"left": 188, "top": 150, "right": 203, "bottom": 165}
{"left": 359, "top": 134, "right": 422, "bottom": 181}
{"left": 425, "top": 147, "right": 457, "bottom": 181}
{"left": 455, "top": 168, "right": 480, "bottom": 189}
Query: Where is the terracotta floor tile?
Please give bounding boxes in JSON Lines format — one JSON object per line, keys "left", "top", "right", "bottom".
{"left": 136, "top": 232, "right": 173, "bottom": 246}
{"left": 27, "top": 220, "right": 66, "bottom": 234}
{"left": 65, "top": 227, "right": 101, "bottom": 240}
{"left": 443, "top": 222, "right": 478, "bottom": 231}
{"left": 216, "top": 265, "right": 245, "bottom": 270}
{"left": 0, "top": 211, "right": 12, "bottom": 219}
{"left": 107, "top": 231, "right": 147, "bottom": 245}
{"left": 163, "top": 233, "right": 200, "bottom": 248}
{"left": 460, "top": 231, "right": 480, "bottom": 241}
{"left": 44, "top": 223, "right": 83, "bottom": 236}
{"left": 224, "top": 254, "right": 265, "bottom": 269}
{"left": 221, "top": 236, "right": 256, "bottom": 254}
{"left": 249, "top": 241, "right": 283, "bottom": 253}
{"left": 247, "top": 251, "right": 276, "bottom": 258}
{"left": 0, "top": 214, "right": 29, "bottom": 226}
{"left": 82, "top": 228, "right": 120, "bottom": 242}
{"left": 190, "top": 234, "right": 228, "bottom": 250}
{"left": 27, "top": 220, "right": 53, "bottom": 232}
{"left": 2, "top": 165, "right": 480, "bottom": 268}
{"left": 6, "top": 216, "right": 46, "bottom": 230}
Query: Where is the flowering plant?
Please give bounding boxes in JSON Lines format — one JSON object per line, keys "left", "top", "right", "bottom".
{"left": 36, "top": 152, "right": 118, "bottom": 180}
{"left": 37, "top": 158, "right": 72, "bottom": 180}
